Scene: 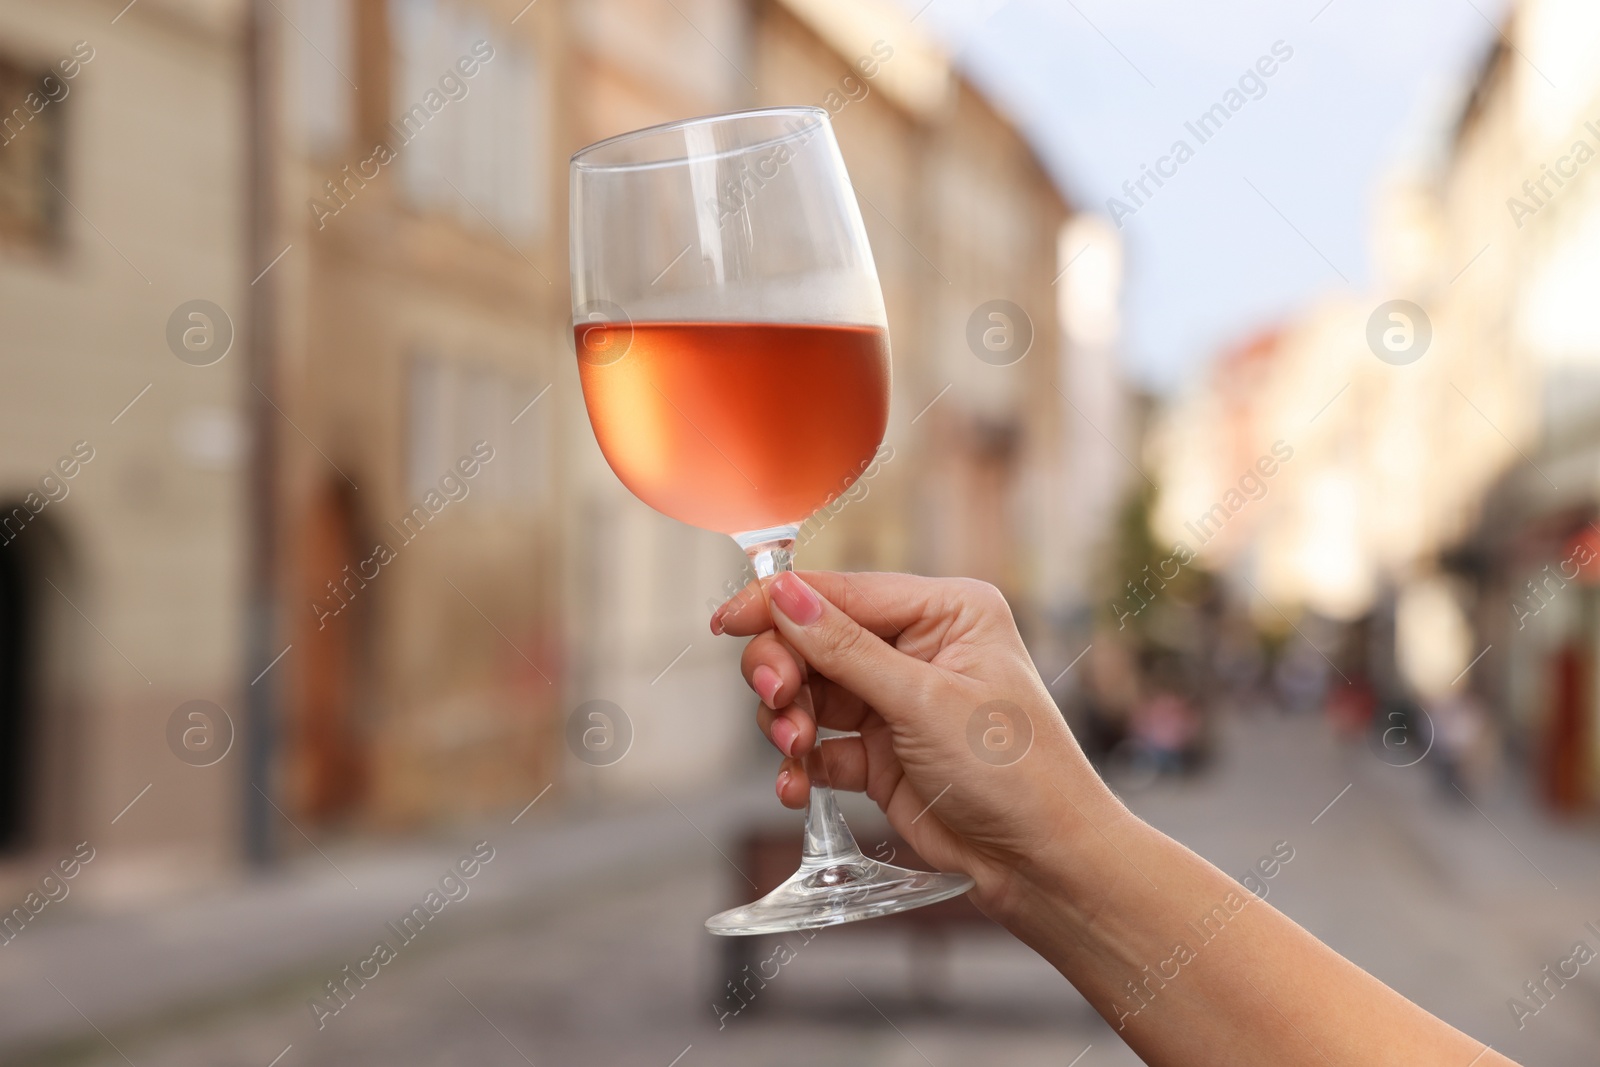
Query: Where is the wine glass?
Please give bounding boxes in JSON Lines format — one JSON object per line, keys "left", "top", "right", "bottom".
{"left": 569, "top": 106, "right": 974, "bottom": 935}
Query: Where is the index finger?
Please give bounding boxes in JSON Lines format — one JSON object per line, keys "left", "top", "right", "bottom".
{"left": 712, "top": 570, "right": 936, "bottom": 640}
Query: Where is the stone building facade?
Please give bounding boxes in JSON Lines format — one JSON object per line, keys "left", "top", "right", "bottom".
{"left": 0, "top": 0, "right": 1115, "bottom": 884}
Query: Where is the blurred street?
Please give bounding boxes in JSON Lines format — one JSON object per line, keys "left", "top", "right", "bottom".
{"left": 7, "top": 0, "right": 1600, "bottom": 1062}
{"left": 11, "top": 703, "right": 1599, "bottom": 1067}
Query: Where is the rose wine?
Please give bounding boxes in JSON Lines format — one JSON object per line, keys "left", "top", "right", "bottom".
{"left": 576, "top": 321, "right": 890, "bottom": 535}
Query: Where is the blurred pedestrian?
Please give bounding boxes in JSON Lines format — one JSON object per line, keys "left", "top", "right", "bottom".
{"left": 1080, "top": 637, "right": 1139, "bottom": 767}
{"left": 1273, "top": 643, "right": 1327, "bottom": 715}
{"left": 1326, "top": 671, "right": 1377, "bottom": 745}
{"left": 1430, "top": 690, "right": 1487, "bottom": 801}
{"left": 1131, "top": 688, "right": 1201, "bottom": 775}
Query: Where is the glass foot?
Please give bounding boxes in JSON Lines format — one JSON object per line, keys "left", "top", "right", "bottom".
{"left": 705, "top": 856, "right": 975, "bottom": 936}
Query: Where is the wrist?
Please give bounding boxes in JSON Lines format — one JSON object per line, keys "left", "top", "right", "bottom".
{"left": 978, "top": 774, "right": 1142, "bottom": 937}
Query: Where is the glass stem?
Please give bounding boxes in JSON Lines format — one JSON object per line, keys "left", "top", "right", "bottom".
{"left": 737, "top": 527, "right": 866, "bottom": 871}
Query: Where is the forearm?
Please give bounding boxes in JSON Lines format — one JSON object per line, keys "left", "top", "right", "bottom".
{"left": 994, "top": 805, "right": 1513, "bottom": 1066}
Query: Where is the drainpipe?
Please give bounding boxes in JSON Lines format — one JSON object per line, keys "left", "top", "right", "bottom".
{"left": 243, "top": 0, "right": 280, "bottom": 867}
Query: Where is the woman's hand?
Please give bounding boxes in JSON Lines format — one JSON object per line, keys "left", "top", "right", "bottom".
{"left": 715, "top": 571, "right": 1520, "bottom": 1066}
{"left": 711, "top": 570, "right": 1125, "bottom": 918}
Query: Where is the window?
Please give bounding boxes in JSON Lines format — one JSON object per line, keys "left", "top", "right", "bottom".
{"left": 505, "top": 371, "right": 550, "bottom": 504}
{"left": 407, "top": 352, "right": 549, "bottom": 508}
{"left": 387, "top": 0, "right": 544, "bottom": 237}
{"left": 492, "top": 46, "right": 542, "bottom": 239}
{"left": 458, "top": 367, "right": 503, "bottom": 493}
{"left": 406, "top": 353, "right": 451, "bottom": 499}
{"left": 0, "top": 56, "right": 65, "bottom": 250}
{"left": 294, "top": 0, "right": 354, "bottom": 157}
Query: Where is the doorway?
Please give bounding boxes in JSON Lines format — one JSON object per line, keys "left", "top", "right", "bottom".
{"left": 294, "top": 483, "right": 370, "bottom": 823}
{"left": 0, "top": 510, "right": 78, "bottom": 854}
{"left": 0, "top": 537, "right": 32, "bottom": 852}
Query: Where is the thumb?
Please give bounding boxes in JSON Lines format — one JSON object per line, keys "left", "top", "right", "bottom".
{"left": 766, "top": 572, "right": 929, "bottom": 716}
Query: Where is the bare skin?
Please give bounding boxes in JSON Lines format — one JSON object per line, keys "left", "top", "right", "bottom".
{"left": 711, "top": 570, "right": 1517, "bottom": 1067}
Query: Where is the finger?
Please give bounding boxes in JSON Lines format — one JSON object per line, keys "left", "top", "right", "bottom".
{"left": 776, "top": 737, "right": 870, "bottom": 807}
{"left": 711, "top": 579, "right": 769, "bottom": 636}
{"left": 765, "top": 675, "right": 874, "bottom": 735}
{"left": 715, "top": 571, "right": 941, "bottom": 640}
{"left": 737, "top": 630, "right": 876, "bottom": 732}
{"left": 808, "top": 678, "right": 872, "bottom": 733}
{"left": 776, "top": 756, "right": 807, "bottom": 809}
{"left": 756, "top": 702, "right": 814, "bottom": 760}
{"left": 808, "top": 735, "right": 869, "bottom": 793}
{"left": 741, "top": 630, "right": 806, "bottom": 710}
{"left": 766, "top": 572, "right": 930, "bottom": 720}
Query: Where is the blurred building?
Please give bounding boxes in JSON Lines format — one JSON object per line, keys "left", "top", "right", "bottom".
{"left": 1454, "top": 0, "right": 1600, "bottom": 811}
{"left": 0, "top": 0, "right": 1122, "bottom": 884}
{"left": 749, "top": 0, "right": 1119, "bottom": 649}
{"left": 0, "top": 0, "right": 248, "bottom": 898}
{"left": 269, "top": 0, "right": 566, "bottom": 830}
{"left": 559, "top": 0, "right": 1121, "bottom": 802}
{"left": 1153, "top": 0, "right": 1600, "bottom": 812}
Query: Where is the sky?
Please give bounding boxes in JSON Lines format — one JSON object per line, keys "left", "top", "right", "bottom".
{"left": 902, "top": 0, "right": 1511, "bottom": 392}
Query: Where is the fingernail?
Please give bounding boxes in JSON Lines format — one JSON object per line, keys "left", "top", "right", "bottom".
{"left": 752, "top": 664, "right": 782, "bottom": 709}
{"left": 770, "top": 572, "right": 822, "bottom": 627}
{"left": 776, "top": 768, "right": 791, "bottom": 797}
{"left": 709, "top": 606, "right": 726, "bottom": 635}
{"left": 771, "top": 715, "right": 797, "bottom": 757}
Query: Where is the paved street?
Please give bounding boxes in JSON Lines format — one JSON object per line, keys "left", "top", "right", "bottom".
{"left": 12, "top": 709, "right": 1600, "bottom": 1067}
